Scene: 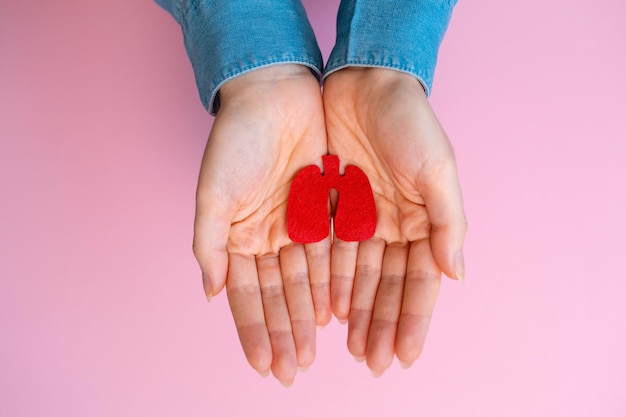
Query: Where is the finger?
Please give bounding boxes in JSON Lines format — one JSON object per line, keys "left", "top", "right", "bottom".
{"left": 280, "top": 244, "right": 316, "bottom": 369}
{"left": 226, "top": 253, "right": 272, "bottom": 375}
{"left": 347, "top": 238, "right": 385, "bottom": 360}
{"left": 395, "top": 238, "right": 442, "bottom": 367}
{"left": 256, "top": 253, "right": 298, "bottom": 385}
{"left": 330, "top": 235, "right": 359, "bottom": 322}
{"left": 193, "top": 198, "right": 231, "bottom": 301}
{"left": 366, "top": 243, "right": 409, "bottom": 375}
{"left": 304, "top": 235, "right": 332, "bottom": 326}
{"left": 420, "top": 160, "right": 467, "bottom": 282}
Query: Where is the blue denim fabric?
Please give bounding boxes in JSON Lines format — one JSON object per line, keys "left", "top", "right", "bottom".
{"left": 325, "top": 0, "right": 458, "bottom": 96}
{"left": 155, "top": 0, "right": 323, "bottom": 115}
{"left": 155, "top": 0, "right": 456, "bottom": 114}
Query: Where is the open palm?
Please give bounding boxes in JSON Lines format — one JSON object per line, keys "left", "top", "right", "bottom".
{"left": 323, "top": 68, "right": 467, "bottom": 374}
{"left": 193, "top": 65, "right": 330, "bottom": 385}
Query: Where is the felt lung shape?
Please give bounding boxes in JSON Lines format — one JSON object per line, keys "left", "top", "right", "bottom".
{"left": 287, "top": 155, "right": 376, "bottom": 243}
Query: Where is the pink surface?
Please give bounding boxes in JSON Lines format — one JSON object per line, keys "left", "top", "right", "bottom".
{"left": 1, "top": 1, "right": 625, "bottom": 416}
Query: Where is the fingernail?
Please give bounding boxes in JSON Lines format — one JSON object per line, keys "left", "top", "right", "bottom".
{"left": 257, "top": 369, "right": 270, "bottom": 378}
{"left": 399, "top": 361, "right": 413, "bottom": 369}
{"left": 280, "top": 379, "right": 294, "bottom": 388}
{"left": 370, "top": 369, "right": 384, "bottom": 378}
{"left": 455, "top": 250, "right": 465, "bottom": 284}
{"left": 337, "top": 318, "right": 348, "bottom": 325}
{"left": 316, "top": 325, "right": 326, "bottom": 331}
{"left": 202, "top": 273, "right": 213, "bottom": 302}
{"left": 354, "top": 356, "right": 366, "bottom": 363}
{"left": 298, "top": 366, "right": 309, "bottom": 373}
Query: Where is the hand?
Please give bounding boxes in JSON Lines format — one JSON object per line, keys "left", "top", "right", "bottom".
{"left": 323, "top": 68, "right": 467, "bottom": 375}
{"left": 193, "top": 65, "right": 330, "bottom": 385}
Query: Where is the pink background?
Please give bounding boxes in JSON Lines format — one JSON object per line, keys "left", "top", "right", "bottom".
{"left": 1, "top": 0, "right": 625, "bottom": 416}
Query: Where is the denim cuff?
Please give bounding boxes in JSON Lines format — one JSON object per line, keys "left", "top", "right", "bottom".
{"left": 325, "top": 0, "right": 458, "bottom": 96}
{"left": 156, "top": 0, "right": 323, "bottom": 115}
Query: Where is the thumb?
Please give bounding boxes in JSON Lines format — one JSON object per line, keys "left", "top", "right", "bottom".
{"left": 193, "top": 201, "right": 232, "bottom": 301}
{"left": 420, "top": 162, "right": 468, "bottom": 282}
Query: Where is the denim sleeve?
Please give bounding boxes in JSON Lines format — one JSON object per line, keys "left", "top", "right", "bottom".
{"left": 155, "top": 0, "right": 323, "bottom": 115}
{"left": 325, "top": 0, "right": 458, "bottom": 96}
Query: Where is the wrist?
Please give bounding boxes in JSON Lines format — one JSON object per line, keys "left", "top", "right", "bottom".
{"left": 330, "top": 66, "right": 424, "bottom": 87}
{"left": 325, "top": 67, "right": 426, "bottom": 104}
{"left": 219, "top": 64, "right": 318, "bottom": 107}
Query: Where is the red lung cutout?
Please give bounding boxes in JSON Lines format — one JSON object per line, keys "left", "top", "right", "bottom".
{"left": 287, "top": 155, "right": 376, "bottom": 243}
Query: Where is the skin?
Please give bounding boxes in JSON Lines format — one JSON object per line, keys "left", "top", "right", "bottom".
{"left": 323, "top": 68, "right": 467, "bottom": 375}
{"left": 193, "top": 64, "right": 467, "bottom": 383}
{"left": 193, "top": 65, "right": 330, "bottom": 386}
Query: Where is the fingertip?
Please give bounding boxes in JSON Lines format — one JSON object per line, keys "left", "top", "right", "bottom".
{"left": 271, "top": 363, "right": 298, "bottom": 387}
{"left": 331, "top": 301, "right": 351, "bottom": 324}
{"left": 330, "top": 238, "right": 358, "bottom": 326}
{"left": 455, "top": 250, "right": 465, "bottom": 283}
{"left": 295, "top": 338, "right": 316, "bottom": 370}
{"left": 316, "top": 309, "right": 332, "bottom": 327}
{"left": 248, "top": 353, "right": 273, "bottom": 378}
{"left": 312, "top": 290, "right": 332, "bottom": 327}
{"left": 330, "top": 290, "right": 352, "bottom": 323}
{"left": 435, "top": 251, "right": 464, "bottom": 283}
{"left": 347, "top": 310, "right": 371, "bottom": 360}
{"left": 365, "top": 326, "right": 395, "bottom": 377}
{"left": 202, "top": 272, "right": 213, "bottom": 302}
{"left": 193, "top": 213, "right": 231, "bottom": 296}
{"left": 280, "top": 378, "right": 295, "bottom": 388}
{"left": 430, "top": 234, "right": 463, "bottom": 282}
{"left": 201, "top": 261, "right": 229, "bottom": 301}
{"left": 396, "top": 344, "right": 424, "bottom": 368}
{"left": 422, "top": 169, "right": 467, "bottom": 281}
{"left": 207, "top": 253, "right": 229, "bottom": 293}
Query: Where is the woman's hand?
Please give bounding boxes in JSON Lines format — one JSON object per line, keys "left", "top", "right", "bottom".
{"left": 323, "top": 68, "right": 467, "bottom": 375}
{"left": 193, "top": 65, "right": 330, "bottom": 385}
